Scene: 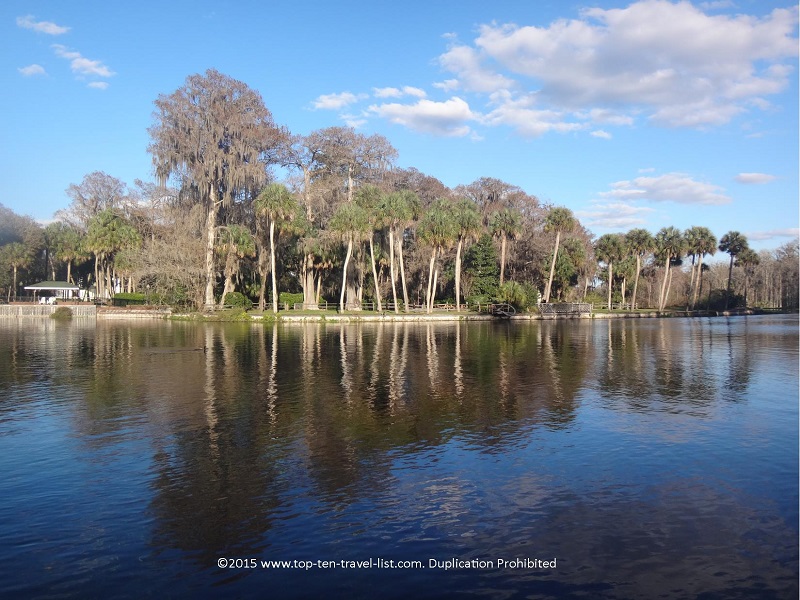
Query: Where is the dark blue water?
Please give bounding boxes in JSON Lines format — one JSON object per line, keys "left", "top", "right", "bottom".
{"left": 0, "top": 316, "right": 797, "bottom": 599}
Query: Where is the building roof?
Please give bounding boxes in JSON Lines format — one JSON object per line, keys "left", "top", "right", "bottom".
{"left": 24, "top": 281, "right": 80, "bottom": 291}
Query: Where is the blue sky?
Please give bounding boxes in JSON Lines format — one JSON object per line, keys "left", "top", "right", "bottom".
{"left": 2, "top": 0, "right": 797, "bottom": 252}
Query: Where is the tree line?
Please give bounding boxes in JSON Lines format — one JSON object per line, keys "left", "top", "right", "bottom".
{"left": 1, "top": 69, "right": 797, "bottom": 312}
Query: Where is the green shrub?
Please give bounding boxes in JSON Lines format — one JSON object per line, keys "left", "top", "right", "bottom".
{"left": 112, "top": 292, "right": 147, "bottom": 307}
{"left": 50, "top": 307, "right": 73, "bottom": 320}
{"left": 497, "top": 281, "right": 528, "bottom": 310}
{"left": 223, "top": 292, "right": 251, "bottom": 309}
{"left": 278, "top": 292, "right": 304, "bottom": 307}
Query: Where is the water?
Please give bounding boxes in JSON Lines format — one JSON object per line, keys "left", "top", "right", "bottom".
{"left": 0, "top": 316, "right": 796, "bottom": 599}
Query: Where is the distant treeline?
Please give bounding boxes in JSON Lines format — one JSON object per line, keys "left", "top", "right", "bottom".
{"left": 1, "top": 69, "right": 797, "bottom": 312}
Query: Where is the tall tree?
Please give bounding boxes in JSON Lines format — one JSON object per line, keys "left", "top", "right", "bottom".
{"left": 148, "top": 69, "right": 283, "bottom": 309}
{"left": 4, "top": 242, "right": 31, "bottom": 300}
{"left": 380, "top": 190, "right": 415, "bottom": 313}
{"left": 57, "top": 171, "right": 129, "bottom": 231}
{"left": 684, "top": 226, "right": 717, "bottom": 310}
{"left": 595, "top": 234, "right": 625, "bottom": 310}
{"left": 719, "top": 231, "right": 749, "bottom": 310}
{"left": 255, "top": 184, "right": 299, "bottom": 313}
{"left": 736, "top": 247, "right": 760, "bottom": 307}
{"left": 216, "top": 224, "right": 256, "bottom": 306}
{"left": 655, "top": 226, "right": 685, "bottom": 311}
{"left": 329, "top": 202, "right": 370, "bottom": 312}
{"left": 84, "top": 210, "right": 141, "bottom": 298}
{"left": 355, "top": 185, "right": 385, "bottom": 312}
{"left": 451, "top": 198, "right": 481, "bottom": 311}
{"left": 543, "top": 206, "right": 577, "bottom": 303}
{"left": 625, "top": 228, "right": 655, "bottom": 310}
{"left": 417, "top": 201, "right": 457, "bottom": 313}
{"left": 489, "top": 208, "right": 522, "bottom": 285}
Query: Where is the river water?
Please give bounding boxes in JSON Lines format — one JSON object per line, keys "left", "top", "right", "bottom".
{"left": 0, "top": 315, "right": 797, "bottom": 599}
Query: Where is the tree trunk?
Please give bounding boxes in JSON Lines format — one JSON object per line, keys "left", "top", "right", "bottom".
{"left": 220, "top": 251, "right": 235, "bottom": 307}
{"left": 300, "top": 254, "right": 315, "bottom": 308}
{"left": 544, "top": 230, "right": 560, "bottom": 303}
{"left": 339, "top": 238, "right": 353, "bottom": 312}
{"left": 632, "top": 254, "right": 641, "bottom": 310}
{"left": 500, "top": 235, "right": 507, "bottom": 285}
{"left": 431, "top": 262, "right": 440, "bottom": 312}
{"left": 270, "top": 220, "right": 279, "bottom": 313}
{"left": 204, "top": 192, "right": 219, "bottom": 309}
{"left": 621, "top": 276, "right": 627, "bottom": 309}
{"left": 724, "top": 255, "right": 734, "bottom": 310}
{"left": 257, "top": 250, "right": 267, "bottom": 312}
{"left": 398, "top": 234, "right": 409, "bottom": 312}
{"left": 686, "top": 255, "right": 697, "bottom": 310}
{"left": 607, "top": 261, "right": 613, "bottom": 310}
{"left": 368, "top": 236, "right": 382, "bottom": 311}
{"left": 388, "top": 228, "right": 398, "bottom": 313}
{"left": 691, "top": 255, "right": 704, "bottom": 310}
{"left": 658, "top": 255, "right": 670, "bottom": 311}
{"left": 455, "top": 238, "right": 463, "bottom": 311}
{"left": 426, "top": 247, "right": 436, "bottom": 314}
{"left": 665, "top": 264, "right": 674, "bottom": 310}
{"left": 12, "top": 266, "right": 17, "bottom": 300}
{"left": 67, "top": 261, "right": 73, "bottom": 285}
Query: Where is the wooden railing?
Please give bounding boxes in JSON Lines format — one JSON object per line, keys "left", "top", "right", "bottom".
{"left": 540, "top": 303, "right": 593, "bottom": 315}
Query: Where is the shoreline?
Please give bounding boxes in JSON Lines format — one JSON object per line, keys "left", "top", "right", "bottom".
{"left": 0, "top": 304, "right": 791, "bottom": 322}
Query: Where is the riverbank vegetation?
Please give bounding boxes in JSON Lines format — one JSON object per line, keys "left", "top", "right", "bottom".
{"left": 1, "top": 70, "right": 797, "bottom": 314}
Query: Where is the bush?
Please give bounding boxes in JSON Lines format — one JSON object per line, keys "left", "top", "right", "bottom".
{"left": 497, "top": 281, "right": 530, "bottom": 311}
{"left": 704, "top": 289, "right": 745, "bottom": 311}
{"left": 112, "top": 292, "right": 147, "bottom": 307}
{"left": 223, "top": 292, "right": 251, "bottom": 309}
{"left": 278, "top": 292, "right": 304, "bottom": 308}
{"left": 50, "top": 307, "right": 73, "bottom": 320}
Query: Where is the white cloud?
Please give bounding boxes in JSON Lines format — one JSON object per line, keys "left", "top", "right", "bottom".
{"left": 340, "top": 113, "right": 366, "bottom": 128}
{"left": 52, "top": 44, "right": 114, "bottom": 79}
{"left": 591, "top": 130, "right": 612, "bottom": 139}
{"left": 311, "top": 92, "right": 365, "bottom": 110}
{"left": 373, "top": 87, "right": 403, "bottom": 98}
{"left": 601, "top": 172, "right": 731, "bottom": 205}
{"left": 443, "top": 1, "right": 798, "bottom": 128}
{"left": 576, "top": 202, "right": 655, "bottom": 229}
{"left": 746, "top": 228, "right": 800, "bottom": 241}
{"left": 438, "top": 44, "right": 515, "bottom": 93}
{"left": 433, "top": 79, "right": 460, "bottom": 92}
{"left": 402, "top": 86, "right": 427, "bottom": 98}
{"left": 17, "top": 15, "right": 69, "bottom": 35}
{"left": 369, "top": 97, "right": 476, "bottom": 137}
{"left": 18, "top": 64, "right": 46, "bottom": 77}
{"left": 372, "top": 86, "right": 427, "bottom": 99}
{"left": 88, "top": 81, "right": 109, "bottom": 90}
{"left": 735, "top": 172, "right": 776, "bottom": 184}
{"left": 482, "top": 91, "right": 584, "bottom": 137}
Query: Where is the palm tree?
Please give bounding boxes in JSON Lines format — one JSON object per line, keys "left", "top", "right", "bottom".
{"left": 4, "top": 242, "right": 31, "bottom": 300}
{"left": 451, "top": 198, "right": 481, "bottom": 311}
{"left": 489, "top": 207, "right": 522, "bottom": 285}
{"left": 216, "top": 224, "right": 256, "bottom": 306}
{"left": 719, "top": 231, "right": 749, "bottom": 310}
{"left": 684, "top": 226, "right": 717, "bottom": 310}
{"left": 84, "top": 210, "right": 141, "bottom": 299}
{"left": 595, "top": 234, "right": 625, "bottom": 310}
{"left": 737, "top": 247, "right": 760, "bottom": 307}
{"left": 255, "top": 184, "right": 299, "bottom": 313}
{"left": 380, "top": 190, "right": 415, "bottom": 313}
{"left": 329, "top": 202, "right": 370, "bottom": 312}
{"left": 417, "top": 200, "right": 457, "bottom": 313}
{"left": 654, "top": 226, "right": 685, "bottom": 311}
{"left": 543, "top": 206, "right": 576, "bottom": 303}
{"left": 355, "top": 185, "right": 385, "bottom": 312}
{"left": 625, "top": 228, "right": 654, "bottom": 310}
